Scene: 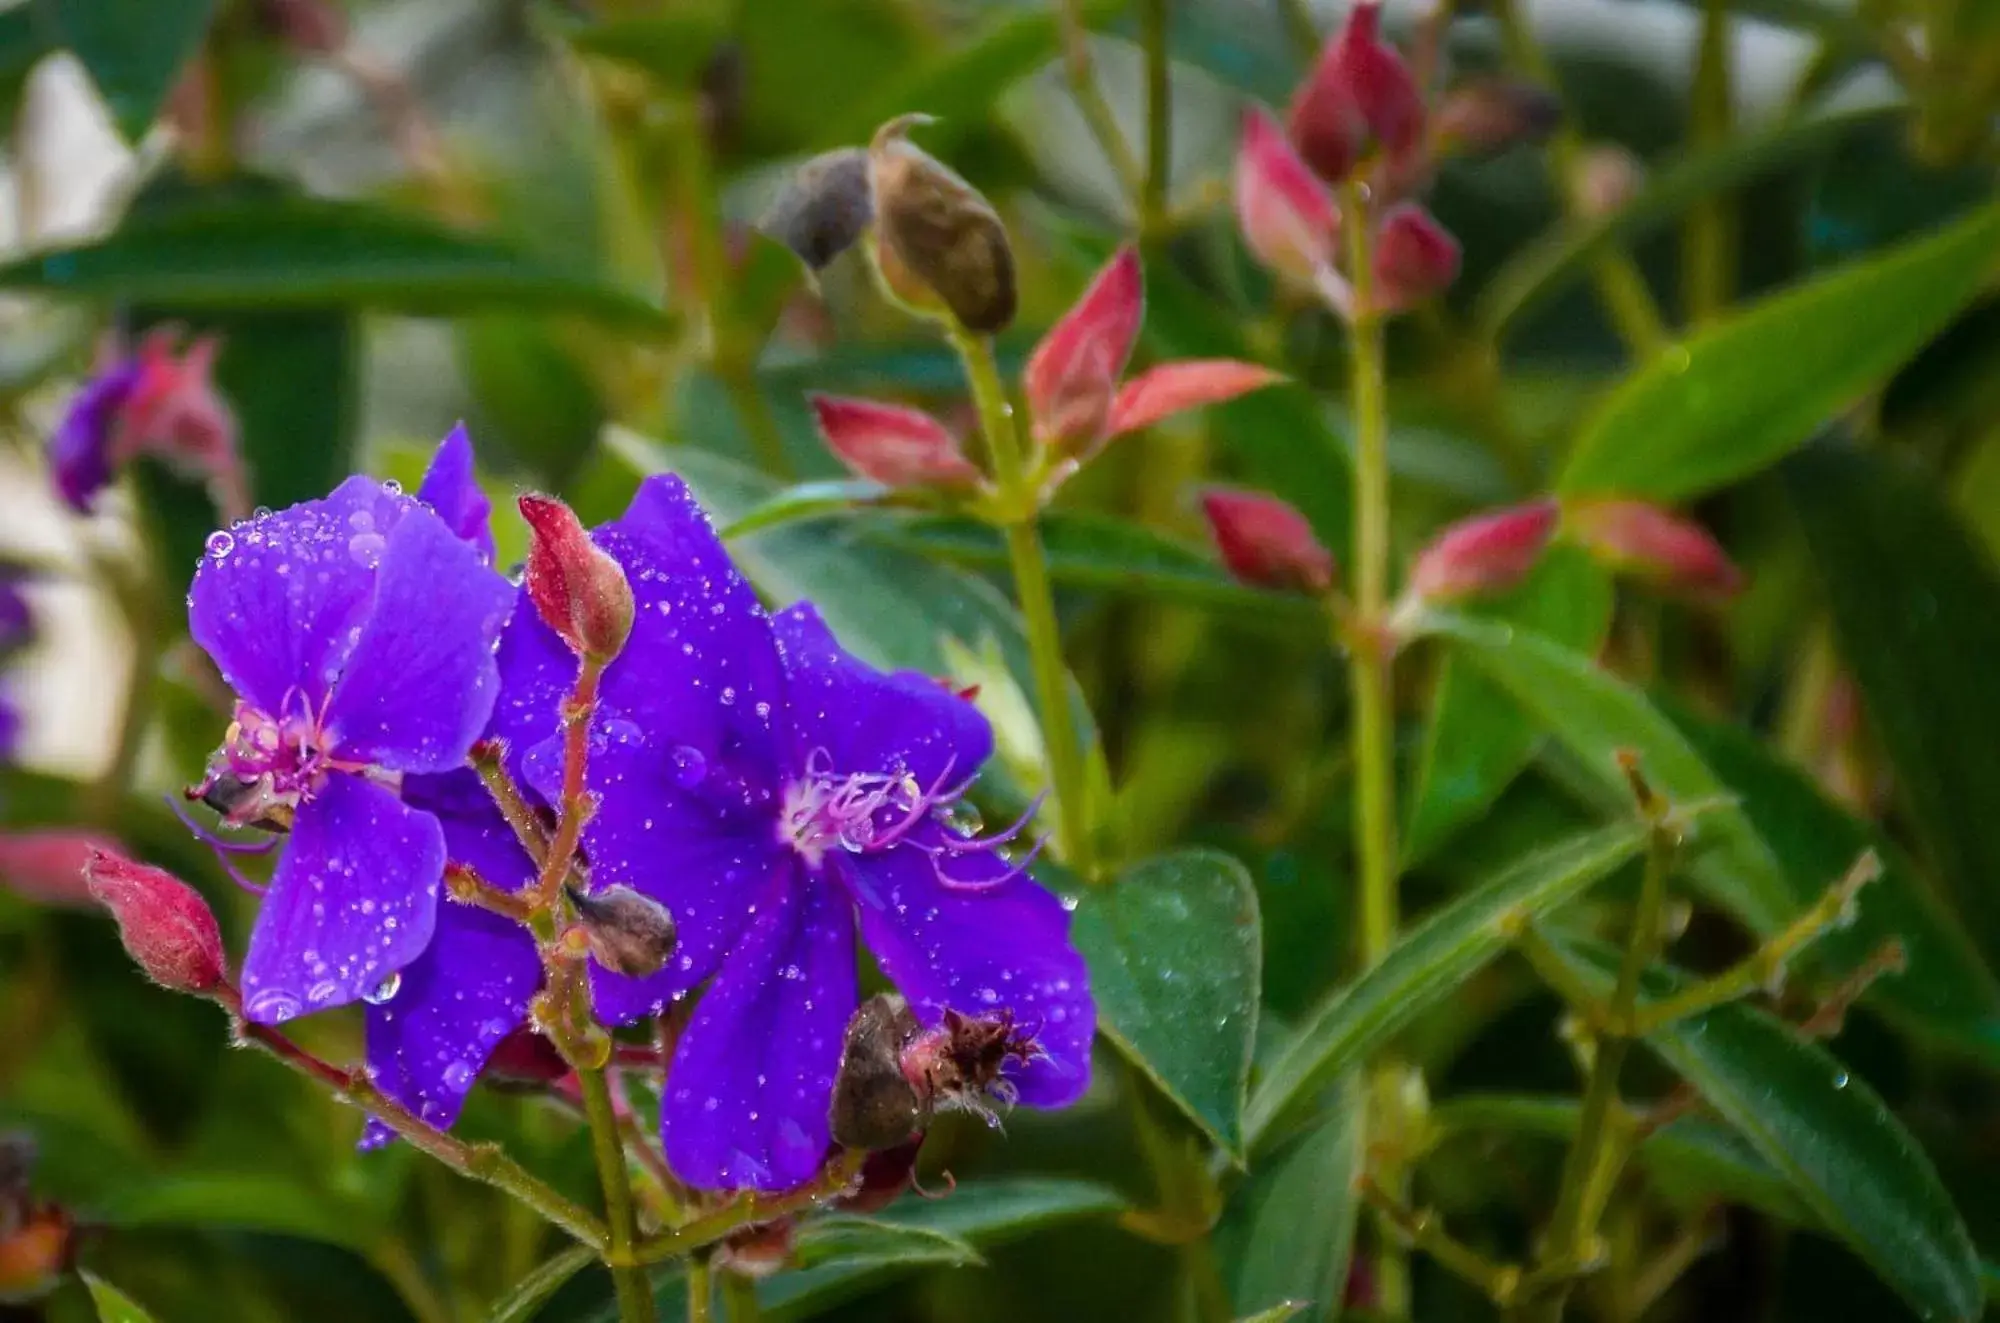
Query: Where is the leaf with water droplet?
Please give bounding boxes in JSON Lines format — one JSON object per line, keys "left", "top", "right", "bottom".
{"left": 1069, "top": 849, "right": 1262, "bottom": 1161}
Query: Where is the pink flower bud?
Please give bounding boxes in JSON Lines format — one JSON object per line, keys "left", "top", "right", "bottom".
{"left": 1198, "top": 486, "right": 1337, "bottom": 593}
{"left": 1235, "top": 108, "right": 1341, "bottom": 287}
{"left": 0, "top": 829, "right": 123, "bottom": 908}
{"left": 808, "top": 394, "right": 981, "bottom": 489}
{"left": 1287, "top": 1, "right": 1425, "bottom": 184}
{"left": 1024, "top": 247, "right": 1143, "bottom": 452}
{"left": 519, "top": 494, "right": 636, "bottom": 663}
{"left": 84, "top": 849, "right": 228, "bottom": 996}
{"left": 1566, "top": 499, "right": 1744, "bottom": 599}
{"left": 1371, "top": 203, "right": 1460, "bottom": 314}
{"left": 1432, "top": 77, "right": 1561, "bottom": 155}
{"left": 1107, "top": 360, "right": 1284, "bottom": 439}
{"left": 1408, "top": 500, "right": 1558, "bottom": 602}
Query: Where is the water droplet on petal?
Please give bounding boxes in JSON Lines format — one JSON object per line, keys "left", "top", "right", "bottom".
{"left": 442, "top": 1060, "right": 474, "bottom": 1091}
{"left": 364, "top": 972, "right": 402, "bottom": 1005}
{"left": 1832, "top": 1071, "right": 1849, "bottom": 1089}
{"left": 348, "top": 531, "right": 386, "bottom": 568}
{"left": 205, "top": 530, "right": 235, "bottom": 558}
{"left": 246, "top": 989, "right": 301, "bottom": 1022}
{"left": 672, "top": 745, "right": 708, "bottom": 788}
{"left": 307, "top": 979, "right": 341, "bottom": 1005}
{"left": 381, "top": 478, "right": 403, "bottom": 495}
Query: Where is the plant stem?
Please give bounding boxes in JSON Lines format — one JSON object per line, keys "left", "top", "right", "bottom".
{"left": 1056, "top": 0, "right": 1144, "bottom": 204}
{"left": 722, "top": 1272, "right": 763, "bottom": 1323}
{"left": 1489, "top": 0, "right": 1669, "bottom": 357}
{"left": 534, "top": 657, "right": 605, "bottom": 906}
{"left": 626, "top": 1152, "right": 867, "bottom": 1265}
{"left": 947, "top": 322, "right": 1095, "bottom": 877}
{"left": 578, "top": 1066, "right": 657, "bottom": 1323}
{"left": 1523, "top": 818, "right": 1676, "bottom": 1322}
{"left": 688, "top": 1257, "right": 714, "bottom": 1323}
{"left": 1364, "top": 1177, "right": 1522, "bottom": 1304}
{"left": 1140, "top": 0, "right": 1172, "bottom": 235}
{"left": 1684, "top": 0, "right": 1736, "bottom": 324}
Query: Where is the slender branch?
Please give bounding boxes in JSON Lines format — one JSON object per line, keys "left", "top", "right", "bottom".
{"left": 1513, "top": 924, "right": 1615, "bottom": 1025}
{"left": 1684, "top": 0, "right": 1736, "bottom": 324}
{"left": 473, "top": 741, "right": 552, "bottom": 865}
{"left": 688, "top": 1256, "right": 714, "bottom": 1323}
{"left": 722, "top": 1271, "right": 763, "bottom": 1323}
{"left": 1624, "top": 1209, "right": 1719, "bottom": 1320}
{"left": 624, "top": 1152, "right": 867, "bottom": 1266}
{"left": 1139, "top": 0, "right": 1172, "bottom": 234}
{"left": 946, "top": 322, "right": 1095, "bottom": 876}
{"left": 578, "top": 1066, "right": 657, "bottom": 1323}
{"left": 534, "top": 659, "right": 606, "bottom": 908}
{"left": 1364, "top": 1177, "right": 1522, "bottom": 1303}
{"left": 1056, "top": 0, "right": 1144, "bottom": 204}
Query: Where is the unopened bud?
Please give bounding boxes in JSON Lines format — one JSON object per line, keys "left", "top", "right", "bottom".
{"left": 716, "top": 1219, "right": 796, "bottom": 1279}
{"left": 1371, "top": 203, "right": 1460, "bottom": 315}
{"left": 1236, "top": 108, "right": 1341, "bottom": 287}
{"left": 84, "top": 849, "right": 227, "bottom": 995}
{"left": 1287, "top": 1, "right": 1425, "bottom": 184}
{"left": 808, "top": 394, "right": 982, "bottom": 488}
{"left": 1198, "top": 486, "right": 1337, "bottom": 593}
{"left": 830, "top": 994, "right": 927, "bottom": 1152}
{"left": 868, "top": 115, "right": 1018, "bottom": 333}
{"left": 483, "top": 1027, "right": 570, "bottom": 1087}
{"left": 1572, "top": 144, "right": 1645, "bottom": 219}
{"left": 760, "top": 147, "right": 872, "bottom": 272}
{"left": 1432, "top": 77, "right": 1560, "bottom": 155}
{"left": 519, "top": 493, "right": 635, "bottom": 662}
{"left": 0, "top": 829, "right": 123, "bottom": 907}
{"left": 1408, "top": 500, "right": 1558, "bottom": 603}
{"left": 1564, "top": 499, "right": 1744, "bottom": 599}
{"left": 1024, "top": 247, "right": 1143, "bottom": 451}
{"left": 566, "top": 884, "right": 677, "bottom": 979}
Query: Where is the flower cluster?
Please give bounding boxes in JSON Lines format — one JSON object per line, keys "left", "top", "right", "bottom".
{"left": 165, "top": 425, "right": 1092, "bottom": 1193}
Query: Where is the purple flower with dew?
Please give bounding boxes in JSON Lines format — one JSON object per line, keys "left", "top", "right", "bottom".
{"left": 50, "top": 357, "right": 143, "bottom": 513}
{"left": 416, "top": 422, "right": 496, "bottom": 567}
{"left": 185, "top": 442, "right": 513, "bottom": 1025}
{"left": 479, "top": 475, "right": 1094, "bottom": 1192}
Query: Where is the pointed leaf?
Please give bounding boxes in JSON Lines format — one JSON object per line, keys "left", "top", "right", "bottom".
{"left": 488, "top": 1245, "right": 596, "bottom": 1323}
{"left": 1070, "top": 849, "right": 1262, "bottom": 1159}
{"left": 1558, "top": 199, "right": 2000, "bottom": 502}
{"left": 1788, "top": 443, "right": 2000, "bottom": 980}
{"left": 1543, "top": 937, "right": 1982, "bottom": 1323}
{"left": 1216, "top": 1073, "right": 1363, "bottom": 1323}
{"left": 789, "top": 1215, "right": 982, "bottom": 1270}
{"left": 33, "top": 0, "right": 217, "bottom": 143}
{"left": 719, "top": 479, "right": 893, "bottom": 540}
{"left": 1108, "top": 361, "right": 1285, "bottom": 438}
{"left": 1245, "top": 822, "right": 1648, "bottom": 1151}
{"left": 83, "top": 1273, "right": 161, "bottom": 1323}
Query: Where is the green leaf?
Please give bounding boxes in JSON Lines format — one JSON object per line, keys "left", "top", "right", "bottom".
{"left": 555, "top": 1, "right": 730, "bottom": 87}
{"left": 1424, "top": 613, "right": 1796, "bottom": 933}
{"left": 1479, "top": 96, "right": 1903, "bottom": 340}
{"left": 1215, "top": 1074, "right": 1363, "bottom": 1323}
{"left": 456, "top": 315, "right": 608, "bottom": 487}
{"left": 96, "top": 1172, "right": 373, "bottom": 1251}
{"left": 788, "top": 1215, "right": 982, "bottom": 1271}
{"left": 1234, "top": 1308, "right": 1309, "bottom": 1323}
{"left": 1558, "top": 199, "right": 2000, "bottom": 502}
{"left": 718, "top": 479, "right": 892, "bottom": 540}
{"left": 1788, "top": 443, "right": 2000, "bottom": 981}
{"left": 1544, "top": 937, "right": 1982, "bottom": 1322}
{"left": 0, "top": 195, "right": 676, "bottom": 330}
{"left": 1663, "top": 699, "right": 2000, "bottom": 1065}
{"left": 1071, "top": 849, "right": 1263, "bottom": 1159}
{"left": 83, "top": 1272, "right": 161, "bottom": 1323}
{"left": 1405, "top": 546, "right": 1614, "bottom": 865}
{"left": 876, "top": 512, "right": 1321, "bottom": 620}
{"left": 488, "top": 1245, "right": 596, "bottom": 1323}
{"left": 1245, "top": 822, "right": 1648, "bottom": 1152}
{"left": 33, "top": 0, "right": 217, "bottom": 142}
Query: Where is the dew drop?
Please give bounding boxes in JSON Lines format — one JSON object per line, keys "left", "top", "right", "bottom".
{"left": 307, "top": 979, "right": 341, "bottom": 1005}
{"left": 382, "top": 478, "right": 403, "bottom": 495}
{"left": 364, "top": 971, "right": 403, "bottom": 1005}
{"left": 672, "top": 745, "right": 708, "bottom": 788}
{"left": 442, "top": 1060, "right": 474, "bottom": 1090}
{"left": 205, "top": 530, "right": 235, "bottom": 558}
{"left": 1832, "top": 1071, "right": 1850, "bottom": 1090}
{"left": 943, "top": 801, "right": 984, "bottom": 835}
{"left": 246, "top": 989, "right": 301, "bottom": 1022}
{"left": 348, "top": 531, "right": 387, "bottom": 568}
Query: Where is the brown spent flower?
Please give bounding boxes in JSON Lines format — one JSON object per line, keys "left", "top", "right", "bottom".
{"left": 760, "top": 147, "right": 873, "bottom": 272}
{"left": 829, "top": 994, "right": 928, "bottom": 1152}
{"left": 868, "top": 114, "right": 1017, "bottom": 333}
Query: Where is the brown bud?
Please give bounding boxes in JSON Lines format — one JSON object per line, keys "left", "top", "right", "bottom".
{"left": 84, "top": 849, "right": 227, "bottom": 996}
{"left": 868, "top": 115, "right": 1017, "bottom": 333}
{"left": 567, "top": 884, "right": 677, "bottom": 979}
{"left": 519, "top": 493, "right": 634, "bottom": 663}
{"left": 829, "top": 994, "right": 927, "bottom": 1151}
{"left": 760, "top": 147, "right": 872, "bottom": 272}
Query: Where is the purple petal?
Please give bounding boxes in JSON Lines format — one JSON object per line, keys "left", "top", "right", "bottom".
{"left": 241, "top": 773, "right": 444, "bottom": 1023}
{"left": 49, "top": 359, "right": 141, "bottom": 513}
{"left": 189, "top": 475, "right": 417, "bottom": 717}
{"left": 844, "top": 835, "right": 1094, "bottom": 1108}
{"left": 662, "top": 869, "right": 857, "bottom": 1192}
{"left": 324, "top": 507, "right": 513, "bottom": 773}
{"left": 363, "top": 895, "right": 541, "bottom": 1138}
{"left": 772, "top": 602, "right": 991, "bottom": 790}
{"left": 416, "top": 423, "right": 497, "bottom": 566}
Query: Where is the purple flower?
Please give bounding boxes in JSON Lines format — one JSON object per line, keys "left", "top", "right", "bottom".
{"left": 51, "top": 328, "right": 245, "bottom": 518}
{"left": 416, "top": 423, "right": 496, "bottom": 567}
{"left": 50, "top": 357, "right": 144, "bottom": 512}
{"left": 0, "top": 574, "right": 33, "bottom": 763}
{"left": 480, "top": 476, "right": 1095, "bottom": 1191}
{"left": 186, "top": 451, "right": 513, "bottom": 1024}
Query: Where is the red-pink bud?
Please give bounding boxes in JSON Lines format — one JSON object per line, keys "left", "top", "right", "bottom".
{"left": 1235, "top": 108, "right": 1341, "bottom": 287}
{"left": 1408, "top": 500, "right": 1558, "bottom": 602}
{"left": 808, "top": 394, "right": 981, "bottom": 489}
{"left": 1371, "top": 203, "right": 1460, "bottom": 314}
{"left": 518, "top": 494, "right": 635, "bottom": 663}
{"left": 1287, "top": 1, "right": 1425, "bottom": 184}
{"left": 84, "top": 849, "right": 227, "bottom": 995}
{"left": 1566, "top": 499, "right": 1744, "bottom": 599}
{"left": 1432, "top": 77, "right": 1561, "bottom": 155}
{"left": 114, "top": 328, "right": 247, "bottom": 521}
{"left": 1024, "top": 247, "right": 1144, "bottom": 452}
{"left": 1107, "top": 360, "right": 1284, "bottom": 439}
{"left": 1198, "top": 486, "right": 1337, "bottom": 593}
{"left": 0, "top": 829, "right": 123, "bottom": 908}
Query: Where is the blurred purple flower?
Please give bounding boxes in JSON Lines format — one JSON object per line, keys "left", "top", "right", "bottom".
{"left": 0, "top": 572, "right": 33, "bottom": 764}
{"left": 49, "top": 357, "right": 144, "bottom": 512}
{"left": 383, "top": 476, "right": 1094, "bottom": 1189}
{"left": 185, "top": 437, "right": 513, "bottom": 1025}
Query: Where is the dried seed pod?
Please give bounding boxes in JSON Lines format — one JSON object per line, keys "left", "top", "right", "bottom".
{"left": 829, "top": 993, "right": 928, "bottom": 1151}
{"left": 760, "top": 147, "right": 872, "bottom": 272}
{"left": 566, "top": 884, "right": 678, "bottom": 979}
{"left": 868, "top": 114, "right": 1017, "bottom": 333}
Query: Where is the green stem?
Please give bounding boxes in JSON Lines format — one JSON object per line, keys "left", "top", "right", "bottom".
{"left": 721, "top": 364, "right": 794, "bottom": 480}
{"left": 578, "top": 1067, "right": 656, "bottom": 1323}
{"left": 688, "top": 1257, "right": 714, "bottom": 1323}
{"left": 1684, "top": 0, "right": 1736, "bottom": 324}
{"left": 947, "top": 322, "right": 1095, "bottom": 876}
{"left": 1140, "top": 0, "right": 1172, "bottom": 234}
{"left": 1523, "top": 822, "right": 1675, "bottom": 1322}
{"left": 1056, "top": 0, "right": 1144, "bottom": 204}
{"left": 626, "top": 1153, "right": 867, "bottom": 1265}
{"left": 1489, "top": 0, "right": 1669, "bottom": 357}
{"left": 722, "top": 1271, "right": 763, "bottom": 1323}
